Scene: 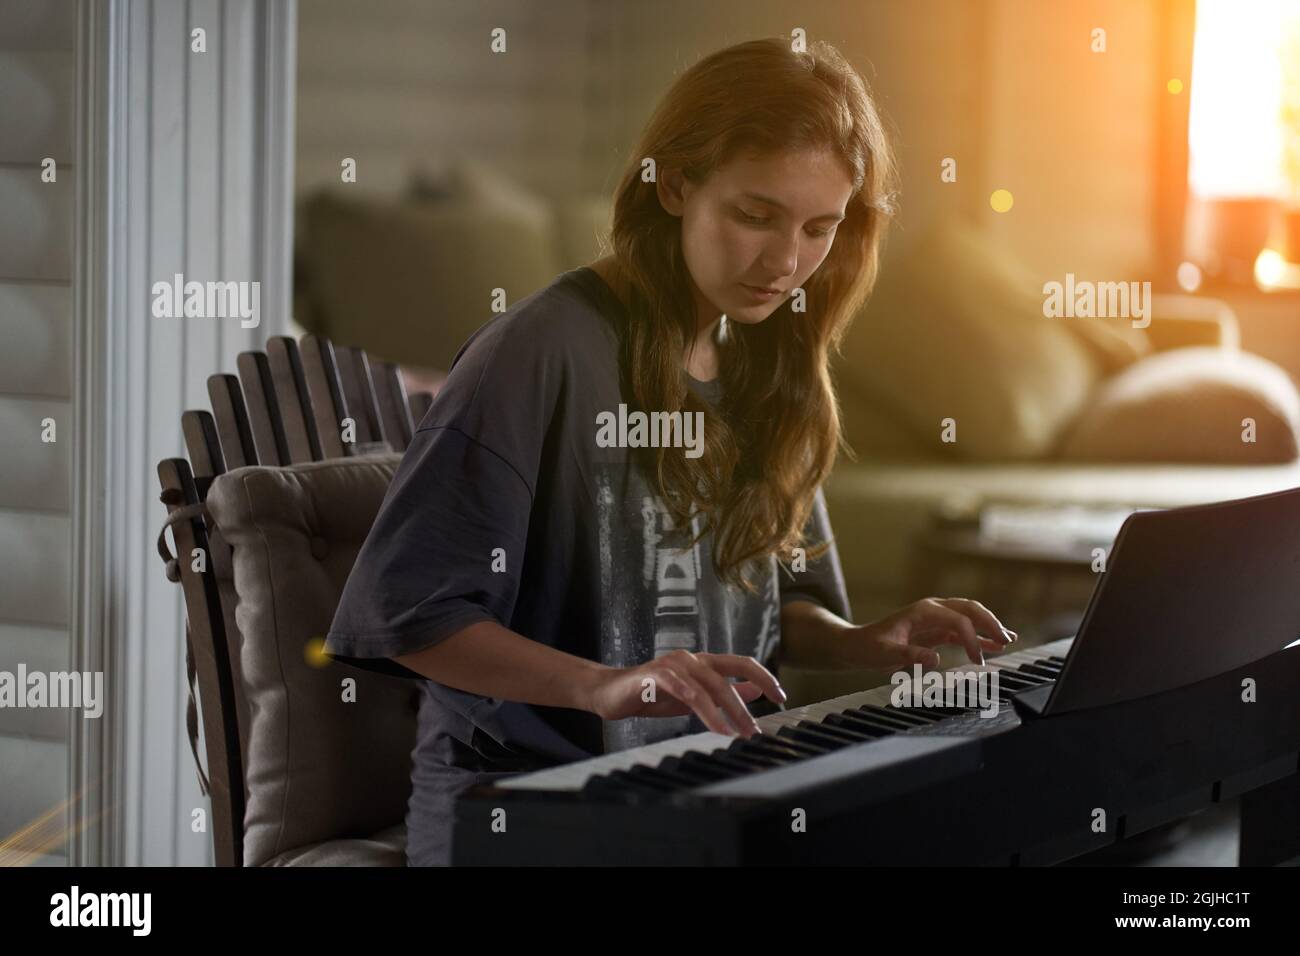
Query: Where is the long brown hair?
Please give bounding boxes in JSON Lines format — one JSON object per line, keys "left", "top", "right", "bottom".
{"left": 605, "top": 37, "right": 898, "bottom": 592}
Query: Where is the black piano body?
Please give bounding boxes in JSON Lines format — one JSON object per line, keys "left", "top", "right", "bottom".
{"left": 451, "top": 639, "right": 1300, "bottom": 866}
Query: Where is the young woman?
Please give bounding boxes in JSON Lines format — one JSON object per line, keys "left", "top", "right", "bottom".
{"left": 325, "top": 36, "right": 1017, "bottom": 867}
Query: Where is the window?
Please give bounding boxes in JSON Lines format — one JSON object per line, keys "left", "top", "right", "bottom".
{"left": 1185, "top": 0, "right": 1300, "bottom": 289}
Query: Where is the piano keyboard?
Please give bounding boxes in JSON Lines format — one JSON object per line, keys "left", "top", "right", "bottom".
{"left": 498, "top": 637, "right": 1074, "bottom": 795}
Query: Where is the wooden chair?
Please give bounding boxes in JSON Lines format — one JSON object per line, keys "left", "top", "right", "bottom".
{"left": 155, "top": 335, "right": 433, "bottom": 866}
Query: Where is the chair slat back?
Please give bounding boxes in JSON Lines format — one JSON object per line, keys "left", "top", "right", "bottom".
{"left": 266, "top": 336, "right": 322, "bottom": 463}
{"left": 335, "top": 346, "right": 382, "bottom": 446}
{"left": 207, "top": 373, "right": 258, "bottom": 469}
{"left": 237, "top": 351, "right": 290, "bottom": 466}
{"left": 182, "top": 409, "right": 225, "bottom": 490}
{"left": 370, "top": 356, "right": 414, "bottom": 452}
{"left": 299, "top": 334, "right": 349, "bottom": 459}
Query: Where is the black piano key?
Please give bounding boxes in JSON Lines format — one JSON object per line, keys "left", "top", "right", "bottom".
{"left": 1001, "top": 669, "right": 1051, "bottom": 685}
{"left": 919, "top": 702, "right": 979, "bottom": 712}
{"left": 659, "top": 755, "right": 734, "bottom": 783}
{"left": 1046, "top": 655, "right": 1067, "bottom": 663}
{"left": 845, "top": 707, "right": 916, "bottom": 731}
{"left": 725, "top": 738, "right": 784, "bottom": 766}
{"left": 1016, "top": 663, "right": 1059, "bottom": 680}
{"left": 989, "top": 672, "right": 1040, "bottom": 691}
{"left": 603, "top": 769, "right": 674, "bottom": 794}
{"left": 883, "top": 707, "right": 949, "bottom": 723}
{"left": 777, "top": 734, "right": 830, "bottom": 756}
{"left": 915, "top": 705, "right": 978, "bottom": 718}
{"left": 625, "top": 764, "right": 696, "bottom": 790}
{"left": 826, "top": 712, "right": 897, "bottom": 736}
{"left": 734, "top": 736, "right": 813, "bottom": 762}
{"left": 801, "top": 720, "right": 876, "bottom": 743}
{"left": 1019, "top": 660, "right": 1060, "bottom": 676}
{"left": 998, "top": 663, "right": 1045, "bottom": 676}
{"left": 581, "top": 774, "right": 641, "bottom": 799}
{"left": 996, "top": 681, "right": 1042, "bottom": 698}
{"left": 998, "top": 676, "right": 1050, "bottom": 691}
{"left": 677, "top": 751, "right": 748, "bottom": 779}
{"left": 724, "top": 746, "right": 797, "bottom": 769}
{"left": 1022, "top": 667, "right": 1059, "bottom": 680}
{"left": 752, "top": 734, "right": 823, "bottom": 758}
{"left": 790, "top": 720, "right": 867, "bottom": 743}
{"left": 775, "top": 725, "right": 844, "bottom": 752}
{"left": 826, "top": 711, "right": 898, "bottom": 735}
{"left": 1003, "top": 664, "right": 1052, "bottom": 678}
{"left": 864, "top": 705, "right": 932, "bottom": 727}
{"left": 645, "top": 762, "right": 712, "bottom": 788}
{"left": 706, "top": 750, "right": 775, "bottom": 773}
{"left": 794, "top": 724, "right": 862, "bottom": 747}
{"left": 1031, "top": 658, "right": 1063, "bottom": 670}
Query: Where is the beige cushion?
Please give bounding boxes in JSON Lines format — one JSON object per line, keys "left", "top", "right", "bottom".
{"left": 299, "top": 160, "right": 560, "bottom": 370}
{"left": 205, "top": 454, "right": 419, "bottom": 868}
{"left": 411, "top": 161, "right": 612, "bottom": 272}
{"left": 408, "top": 158, "right": 552, "bottom": 216}
{"left": 837, "top": 218, "right": 1108, "bottom": 460}
{"left": 209, "top": 534, "right": 252, "bottom": 786}
{"left": 262, "top": 823, "right": 406, "bottom": 867}
{"left": 1057, "top": 347, "right": 1300, "bottom": 463}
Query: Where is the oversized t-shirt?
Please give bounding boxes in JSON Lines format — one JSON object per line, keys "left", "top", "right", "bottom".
{"left": 324, "top": 265, "right": 851, "bottom": 866}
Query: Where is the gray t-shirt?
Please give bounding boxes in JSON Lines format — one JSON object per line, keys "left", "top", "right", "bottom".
{"left": 324, "top": 266, "right": 851, "bottom": 865}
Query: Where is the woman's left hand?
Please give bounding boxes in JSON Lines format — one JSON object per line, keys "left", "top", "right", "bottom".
{"left": 847, "top": 596, "right": 1017, "bottom": 670}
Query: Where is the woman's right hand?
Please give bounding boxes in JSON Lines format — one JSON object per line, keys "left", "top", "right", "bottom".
{"left": 582, "top": 650, "right": 786, "bottom": 738}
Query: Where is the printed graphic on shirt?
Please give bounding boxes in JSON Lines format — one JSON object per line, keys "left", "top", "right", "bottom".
{"left": 595, "top": 461, "right": 779, "bottom": 753}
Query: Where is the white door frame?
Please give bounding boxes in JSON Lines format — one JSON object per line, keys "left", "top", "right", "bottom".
{"left": 70, "top": 0, "right": 295, "bottom": 866}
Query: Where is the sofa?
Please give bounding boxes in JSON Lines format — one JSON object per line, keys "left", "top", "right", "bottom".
{"left": 293, "top": 161, "right": 1300, "bottom": 699}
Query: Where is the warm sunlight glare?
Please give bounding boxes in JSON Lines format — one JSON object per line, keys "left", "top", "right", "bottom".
{"left": 1254, "top": 247, "right": 1300, "bottom": 289}
{"left": 1188, "top": 0, "right": 1299, "bottom": 199}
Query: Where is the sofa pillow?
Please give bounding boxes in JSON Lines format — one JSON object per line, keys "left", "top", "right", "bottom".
{"left": 408, "top": 158, "right": 554, "bottom": 223}
{"left": 411, "top": 161, "right": 611, "bottom": 272}
{"left": 204, "top": 454, "right": 419, "bottom": 867}
{"left": 299, "top": 162, "right": 560, "bottom": 370}
{"left": 1057, "top": 347, "right": 1300, "bottom": 463}
{"left": 837, "top": 218, "right": 1105, "bottom": 460}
